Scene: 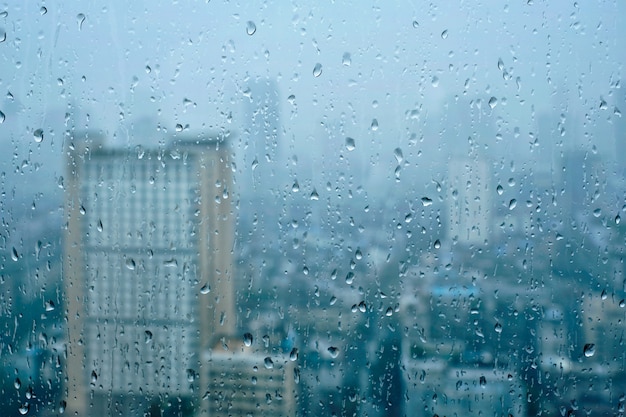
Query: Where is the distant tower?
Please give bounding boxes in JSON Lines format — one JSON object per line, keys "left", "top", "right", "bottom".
{"left": 63, "top": 132, "right": 235, "bottom": 417}
{"left": 446, "top": 156, "right": 492, "bottom": 246}
{"left": 241, "top": 77, "right": 281, "bottom": 191}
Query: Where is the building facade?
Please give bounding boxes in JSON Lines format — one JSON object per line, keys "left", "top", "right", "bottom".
{"left": 63, "top": 132, "right": 235, "bottom": 416}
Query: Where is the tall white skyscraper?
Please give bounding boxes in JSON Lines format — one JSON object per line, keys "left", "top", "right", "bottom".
{"left": 63, "top": 132, "right": 235, "bottom": 416}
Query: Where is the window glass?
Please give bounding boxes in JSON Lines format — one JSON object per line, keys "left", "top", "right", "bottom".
{"left": 1, "top": 2, "right": 625, "bottom": 416}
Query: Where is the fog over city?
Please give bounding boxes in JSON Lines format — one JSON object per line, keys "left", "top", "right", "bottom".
{"left": 1, "top": 1, "right": 626, "bottom": 417}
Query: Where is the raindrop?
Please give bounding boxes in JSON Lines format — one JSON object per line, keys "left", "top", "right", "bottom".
{"left": 313, "top": 63, "right": 323, "bottom": 77}
{"left": 497, "top": 58, "right": 504, "bottom": 71}
{"left": 488, "top": 96, "right": 498, "bottom": 109}
{"left": 441, "top": 29, "right": 448, "bottom": 39}
{"left": 599, "top": 98, "right": 608, "bottom": 110}
{"left": 394, "top": 147, "right": 403, "bottom": 163}
{"left": 345, "top": 137, "right": 356, "bottom": 151}
{"left": 421, "top": 197, "right": 433, "bottom": 207}
{"left": 33, "top": 129, "right": 44, "bottom": 143}
{"left": 76, "top": 13, "right": 86, "bottom": 30}
{"left": 496, "top": 184, "right": 504, "bottom": 195}
{"left": 508, "top": 199, "right": 517, "bottom": 210}
{"left": 342, "top": 52, "right": 351, "bottom": 66}
{"left": 163, "top": 258, "right": 178, "bottom": 267}
{"left": 246, "top": 21, "right": 256, "bottom": 35}
{"left": 264, "top": 357, "right": 274, "bottom": 369}
{"left": 289, "top": 348, "right": 298, "bottom": 361}
{"left": 125, "top": 258, "right": 136, "bottom": 270}
{"left": 583, "top": 343, "right": 595, "bottom": 357}
{"left": 327, "top": 346, "right": 339, "bottom": 358}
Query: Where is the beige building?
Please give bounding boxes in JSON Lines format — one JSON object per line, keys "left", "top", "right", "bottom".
{"left": 202, "top": 338, "right": 297, "bottom": 417}
{"left": 63, "top": 132, "right": 235, "bottom": 416}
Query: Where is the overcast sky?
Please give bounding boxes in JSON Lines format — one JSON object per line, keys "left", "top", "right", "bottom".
{"left": 1, "top": 0, "right": 625, "bottom": 202}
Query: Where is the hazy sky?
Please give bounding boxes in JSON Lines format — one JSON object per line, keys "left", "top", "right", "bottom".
{"left": 1, "top": 0, "right": 625, "bottom": 202}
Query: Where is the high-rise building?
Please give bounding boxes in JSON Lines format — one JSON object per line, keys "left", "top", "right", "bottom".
{"left": 446, "top": 156, "right": 492, "bottom": 246}
{"left": 63, "top": 132, "right": 235, "bottom": 416}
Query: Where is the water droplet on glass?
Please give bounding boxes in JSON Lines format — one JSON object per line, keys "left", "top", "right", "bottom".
{"left": 125, "top": 258, "right": 136, "bottom": 270}
{"left": 345, "top": 137, "right": 356, "bottom": 151}
{"left": 342, "top": 52, "right": 351, "bottom": 66}
{"left": 508, "top": 199, "right": 517, "bottom": 210}
{"left": 289, "top": 348, "right": 299, "bottom": 361}
{"left": 264, "top": 357, "right": 274, "bottom": 369}
{"left": 421, "top": 197, "right": 433, "bottom": 207}
{"left": 328, "top": 346, "right": 339, "bottom": 358}
{"left": 246, "top": 21, "right": 256, "bottom": 35}
{"left": 76, "top": 13, "right": 86, "bottom": 30}
{"left": 313, "top": 63, "right": 323, "bottom": 77}
{"left": 496, "top": 184, "right": 504, "bottom": 195}
{"left": 583, "top": 343, "right": 595, "bottom": 357}
{"left": 33, "top": 129, "right": 44, "bottom": 143}
{"left": 441, "top": 29, "right": 448, "bottom": 39}
{"left": 488, "top": 96, "right": 498, "bottom": 109}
